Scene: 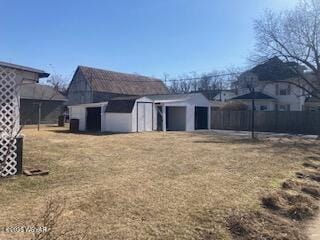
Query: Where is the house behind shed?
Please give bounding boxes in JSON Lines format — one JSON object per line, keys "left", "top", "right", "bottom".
{"left": 67, "top": 66, "right": 169, "bottom": 105}
{"left": 20, "top": 84, "right": 67, "bottom": 125}
{"left": 0, "top": 61, "right": 66, "bottom": 125}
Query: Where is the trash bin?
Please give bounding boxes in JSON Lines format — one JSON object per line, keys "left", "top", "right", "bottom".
{"left": 58, "top": 115, "right": 65, "bottom": 127}
{"left": 70, "top": 119, "right": 79, "bottom": 133}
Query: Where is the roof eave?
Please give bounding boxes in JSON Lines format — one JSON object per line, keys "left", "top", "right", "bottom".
{"left": 39, "top": 72, "right": 50, "bottom": 78}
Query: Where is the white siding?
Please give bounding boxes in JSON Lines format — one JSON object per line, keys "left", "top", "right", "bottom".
{"left": 262, "top": 83, "right": 305, "bottom": 111}
{"left": 237, "top": 76, "right": 307, "bottom": 111}
{"left": 186, "top": 105, "right": 195, "bottom": 131}
{"left": 104, "top": 113, "right": 132, "bottom": 132}
{"left": 69, "top": 106, "right": 86, "bottom": 131}
{"left": 158, "top": 94, "right": 211, "bottom": 131}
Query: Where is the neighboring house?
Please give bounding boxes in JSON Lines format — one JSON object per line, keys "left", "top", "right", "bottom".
{"left": 68, "top": 93, "right": 211, "bottom": 132}
{"left": 0, "top": 61, "right": 49, "bottom": 84}
{"left": 192, "top": 89, "right": 219, "bottom": 100}
{"left": 192, "top": 89, "right": 236, "bottom": 102}
{"left": 20, "top": 84, "right": 67, "bottom": 124}
{"left": 0, "top": 61, "right": 66, "bottom": 125}
{"left": 231, "top": 92, "right": 276, "bottom": 111}
{"left": 231, "top": 57, "right": 308, "bottom": 111}
{"left": 67, "top": 66, "right": 169, "bottom": 105}
{"left": 212, "top": 90, "right": 236, "bottom": 102}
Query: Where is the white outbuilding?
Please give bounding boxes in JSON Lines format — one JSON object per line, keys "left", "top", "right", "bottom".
{"left": 68, "top": 93, "right": 211, "bottom": 132}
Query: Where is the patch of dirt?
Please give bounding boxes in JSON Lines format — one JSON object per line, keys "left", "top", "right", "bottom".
{"left": 282, "top": 179, "right": 320, "bottom": 199}
{"left": 310, "top": 174, "right": 320, "bottom": 182}
{"left": 301, "top": 187, "right": 320, "bottom": 199}
{"left": 226, "top": 210, "right": 307, "bottom": 240}
{"left": 296, "top": 171, "right": 320, "bottom": 182}
{"left": 261, "top": 191, "right": 319, "bottom": 221}
{"left": 306, "top": 156, "right": 320, "bottom": 162}
{"left": 303, "top": 162, "right": 320, "bottom": 170}
{"left": 228, "top": 155, "right": 320, "bottom": 240}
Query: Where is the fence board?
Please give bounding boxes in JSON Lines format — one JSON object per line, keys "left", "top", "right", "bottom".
{"left": 211, "top": 111, "right": 320, "bottom": 135}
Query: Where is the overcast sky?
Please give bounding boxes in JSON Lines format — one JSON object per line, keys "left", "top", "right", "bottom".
{"left": 1, "top": 0, "right": 299, "bottom": 80}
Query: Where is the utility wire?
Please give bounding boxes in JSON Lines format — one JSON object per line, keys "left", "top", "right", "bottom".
{"left": 99, "top": 72, "right": 242, "bottom": 83}
{"left": 166, "top": 72, "right": 241, "bottom": 83}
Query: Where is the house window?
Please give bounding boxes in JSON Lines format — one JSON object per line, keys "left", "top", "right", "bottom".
{"left": 276, "top": 84, "right": 291, "bottom": 96}
{"left": 260, "top": 105, "right": 268, "bottom": 111}
{"left": 279, "top": 89, "right": 288, "bottom": 95}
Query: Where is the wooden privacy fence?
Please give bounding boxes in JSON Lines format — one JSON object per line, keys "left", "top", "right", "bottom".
{"left": 211, "top": 111, "right": 320, "bottom": 135}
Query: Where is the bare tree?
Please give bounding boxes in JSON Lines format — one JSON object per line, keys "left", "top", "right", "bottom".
{"left": 198, "top": 74, "right": 212, "bottom": 90}
{"left": 166, "top": 70, "right": 236, "bottom": 94}
{"left": 43, "top": 74, "right": 68, "bottom": 95}
{"left": 167, "top": 72, "right": 195, "bottom": 93}
{"left": 168, "top": 79, "right": 181, "bottom": 93}
{"left": 253, "top": 0, "right": 320, "bottom": 98}
{"left": 226, "top": 66, "right": 243, "bottom": 92}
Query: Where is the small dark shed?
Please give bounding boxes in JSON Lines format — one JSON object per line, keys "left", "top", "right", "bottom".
{"left": 20, "top": 84, "right": 67, "bottom": 125}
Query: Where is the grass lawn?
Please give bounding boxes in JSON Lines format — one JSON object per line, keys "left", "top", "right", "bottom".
{"left": 0, "top": 126, "right": 319, "bottom": 239}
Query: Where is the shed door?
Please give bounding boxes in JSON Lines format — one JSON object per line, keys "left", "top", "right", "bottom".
{"left": 195, "top": 107, "right": 208, "bottom": 130}
{"left": 137, "top": 103, "right": 153, "bottom": 132}
{"left": 86, "top": 107, "right": 101, "bottom": 131}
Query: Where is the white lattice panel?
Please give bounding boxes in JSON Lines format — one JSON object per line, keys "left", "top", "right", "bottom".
{"left": 0, "top": 67, "right": 18, "bottom": 177}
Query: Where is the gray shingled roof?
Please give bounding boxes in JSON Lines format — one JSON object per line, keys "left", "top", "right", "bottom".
{"left": 20, "top": 84, "right": 67, "bottom": 101}
{"left": 245, "top": 57, "right": 299, "bottom": 82}
{"left": 78, "top": 66, "right": 169, "bottom": 95}
{"left": 232, "top": 92, "right": 275, "bottom": 100}
{"left": 0, "top": 61, "right": 49, "bottom": 78}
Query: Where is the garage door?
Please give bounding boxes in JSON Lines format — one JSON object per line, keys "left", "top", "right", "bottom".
{"left": 195, "top": 107, "right": 208, "bottom": 130}
{"left": 86, "top": 107, "right": 101, "bottom": 131}
{"left": 166, "top": 106, "right": 186, "bottom": 131}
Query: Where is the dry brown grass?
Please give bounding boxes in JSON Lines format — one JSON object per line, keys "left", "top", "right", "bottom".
{"left": 0, "top": 126, "right": 319, "bottom": 239}
{"left": 226, "top": 210, "right": 307, "bottom": 240}
{"left": 261, "top": 190, "right": 319, "bottom": 221}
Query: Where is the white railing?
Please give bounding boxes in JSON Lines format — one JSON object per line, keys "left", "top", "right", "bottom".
{"left": 0, "top": 67, "right": 19, "bottom": 177}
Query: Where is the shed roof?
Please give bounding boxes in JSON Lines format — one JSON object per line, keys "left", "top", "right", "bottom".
{"left": 0, "top": 61, "right": 50, "bottom": 78}
{"left": 231, "top": 92, "right": 275, "bottom": 100}
{"left": 20, "top": 84, "right": 67, "bottom": 101}
{"left": 146, "top": 93, "right": 207, "bottom": 102}
{"left": 105, "top": 99, "right": 136, "bottom": 113}
{"left": 77, "top": 66, "right": 169, "bottom": 95}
